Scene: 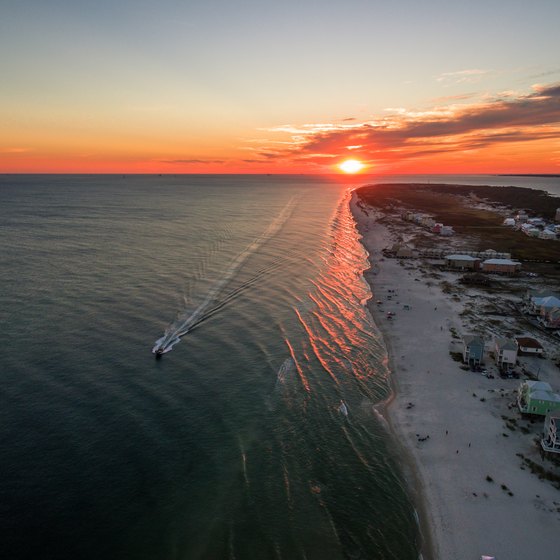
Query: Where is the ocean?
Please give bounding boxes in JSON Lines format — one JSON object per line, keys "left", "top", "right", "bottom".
{"left": 1, "top": 174, "right": 558, "bottom": 560}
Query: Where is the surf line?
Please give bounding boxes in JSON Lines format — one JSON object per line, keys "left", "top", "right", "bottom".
{"left": 152, "top": 195, "right": 301, "bottom": 355}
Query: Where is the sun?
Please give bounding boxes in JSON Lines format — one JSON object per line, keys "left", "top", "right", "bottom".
{"left": 338, "top": 159, "right": 365, "bottom": 174}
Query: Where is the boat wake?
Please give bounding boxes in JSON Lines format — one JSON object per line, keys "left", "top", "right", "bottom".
{"left": 152, "top": 195, "right": 300, "bottom": 355}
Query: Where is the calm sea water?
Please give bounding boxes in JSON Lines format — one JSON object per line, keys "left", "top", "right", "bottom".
{"left": 1, "top": 174, "right": 558, "bottom": 560}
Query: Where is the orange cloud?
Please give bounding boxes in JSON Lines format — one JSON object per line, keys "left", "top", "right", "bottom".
{"left": 3, "top": 83, "right": 560, "bottom": 174}
{"left": 253, "top": 82, "right": 560, "bottom": 173}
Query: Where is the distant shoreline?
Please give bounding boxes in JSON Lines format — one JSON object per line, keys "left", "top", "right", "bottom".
{"left": 497, "top": 173, "right": 560, "bottom": 178}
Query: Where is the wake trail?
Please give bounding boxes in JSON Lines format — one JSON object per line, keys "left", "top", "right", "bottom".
{"left": 153, "top": 195, "right": 301, "bottom": 354}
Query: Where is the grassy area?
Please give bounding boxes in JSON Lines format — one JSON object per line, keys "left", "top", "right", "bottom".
{"left": 357, "top": 183, "right": 560, "bottom": 262}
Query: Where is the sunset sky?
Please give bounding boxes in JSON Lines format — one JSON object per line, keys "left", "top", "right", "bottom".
{"left": 2, "top": 0, "right": 560, "bottom": 174}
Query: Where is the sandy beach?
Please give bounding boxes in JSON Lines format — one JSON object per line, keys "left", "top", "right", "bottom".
{"left": 351, "top": 192, "right": 560, "bottom": 560}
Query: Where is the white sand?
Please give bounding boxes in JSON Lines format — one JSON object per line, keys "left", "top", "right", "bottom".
{"left": 351, "top": 194, "right": 560, "bottom": 560}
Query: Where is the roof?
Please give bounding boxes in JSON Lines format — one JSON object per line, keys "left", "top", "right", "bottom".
{"left": 531, "top": 391, "right": 560, "bottom": 403}
{"left": 528, "top": 290, "right": 560, "bottom": 300}
{"left": 515, "top": 337, "right": 543, "bottom": 349}
{"left": 463, "top": 335, "right": 485, "bottom": 346}
{"left": 483, "top": 258, "right": 520, "bottom": 265}
{"left": 445, "top": 254, "right": 479, "bottom": 261}
{"left": 495, "top": 338, "right": 517, "bottom": 351}
{"left": 533, "top": 296, "right": 560, "bottom": 309}
{"left": 525, "top": 380, "right": 553, "bottom": 391}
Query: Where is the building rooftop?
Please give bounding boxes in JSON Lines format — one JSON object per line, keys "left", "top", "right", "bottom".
{"left": 533, "top": 296, "right": 560, "bottom": 308}
{"left": 463, "top": 335, "right": 485, "bottom": 345}
{"left": 525, "top": 380, "right": 553, "bottom": 391}
{"left": 445, "top": 254, "right": 480, "bottom": 261}
{"left": 483, "top": 258, "right": 520, "bottom": 265}
{"left": 496, "top": 337, "right": 518, "bottom": 351}
{"left": 532, "top": 391, "right": 560, "bottom": 402}
{"left": 515, "top": 337, "right": 543, "bottom": 349}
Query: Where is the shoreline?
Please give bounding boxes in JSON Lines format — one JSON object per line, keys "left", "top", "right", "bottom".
{"left": 350, "top": 191, "right": 560, "bottom": 560}
{"left": 352, "top": 194, "right": 437, "bottom": 560}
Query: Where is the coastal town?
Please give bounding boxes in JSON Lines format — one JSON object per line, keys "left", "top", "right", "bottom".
{"left": 352, "top": 183, "right": 560, "bottom": 560}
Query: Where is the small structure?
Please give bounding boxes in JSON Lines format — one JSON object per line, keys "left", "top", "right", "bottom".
{"left": 515, "top": 336, "right": 544, "bottom": 355}
{"left": 440, "top": 225, "right": 454, "bottom": 236}
{"left": 503, "top": 217, "right": 516, "bottom": 227}
{"left": 395, "top": 245, "right": 415, "bottom": 258}
{"left": 541, "top": 307, "right": 560, "bottom": 329}
{"left": 421, "top": 217, "right": 436, "bottom": 229}
{"left": 479, "top": 249, "right": 499, "bottom": 259}
{"left": 521, "top": 223, "right": 541, "bottom": 237}
{"left": 532, "top": 295, "right": 560, "bottom": 312}
{"left": 445, "top": 254, "right": 481, "bottom": 270}
{"left": 494, "top": 337, "right": 517, "bottom": 370}
{"left": 539, "top": 229, "right": 557, "bottom": 240}
{"left": 463, "top": 335, "right": 485, "bottom": 365}
{"left": 527, "top": 293, "right": 560, "bottom": 314}
{"left": 481, "top": 258, "right": 521, "bottom": 275}
{"left": 386, "top": 243, "right": 416, "bottom": 258}
{"left": 518, "top": 380, "right": 560, "bottom": 416}
{"left": 533, "top": 295, "right": 560, "bottom": 312}
{"left": 541, "top": 413, "right": 560, "bottom": 454}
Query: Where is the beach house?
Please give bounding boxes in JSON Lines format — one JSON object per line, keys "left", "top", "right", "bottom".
{"left": 533, "top": 297, "right": 560, "bottom": 329}
{"left": 389, "top": 243, "right": 415, "bottom": 258}
{"left": 445, "top": 255, "right": 481, "bottom": 270}
{"left": 539, "top": 229, "right": 557, "bottom": 240}
{"left": 463, "top": 335, "right": 485, "bottom": 365}
{"left": 481, "top": 258, "right": 521, "bottom": 275}
{"left": 517, "top": 380, "right": 560, "bottom": 416}
{"left": 494, "top": 338, "right": 517, "bottom": 370}
{"left": 515, "top": 337, "right": 544, "bottom": 356}
{"left": 541, "top": 413, "right": 560, "bottom": 454}
{"left": 527, "top": 292, "right": 560, "bottom": 315}
{"left": 541, "top": 307, "right": 560, "bottom": 329}
{"left": 527, "top": 294, "right": 560, "bottom": 329}
{"left": 521, "top": 223, "right": 541, "bottom": 237}
{"left": 536, "top": 296, "right": 560, "bottom": 312}
{"left": 421, "top": 216, "right": 436, "bottom": 229}
{"left": 479, "top": 249, "right": 499, "bottom": 259}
